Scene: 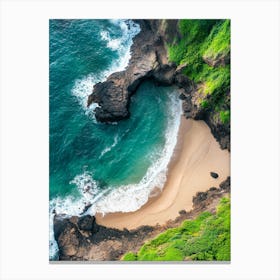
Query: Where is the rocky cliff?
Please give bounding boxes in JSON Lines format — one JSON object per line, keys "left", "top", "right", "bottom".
{"left": 87, "top": 20, "right": 192, "bottom": 122}
{"left": 87, "top": 19, "right": 230, "bottom": 150}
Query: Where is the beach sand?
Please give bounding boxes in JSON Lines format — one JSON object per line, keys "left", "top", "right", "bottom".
{"left": 96, "top": 117, "right": 230, "bottom": 230}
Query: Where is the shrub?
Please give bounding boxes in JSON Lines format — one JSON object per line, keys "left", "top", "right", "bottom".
{"left": 168, "top": 19, "right": 230, "bottom": 119}
{"left": 220, "top": 110, "right": 230, "bottom": 124}
{"left": 122, "top": 252, "right": 137, "bottom": 261}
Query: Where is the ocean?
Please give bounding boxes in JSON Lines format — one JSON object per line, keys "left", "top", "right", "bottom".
{"left": 49, "top": 19, "right": 182, "bottom": 260}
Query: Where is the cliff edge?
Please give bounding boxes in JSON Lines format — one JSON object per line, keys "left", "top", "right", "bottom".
{"left": 87, "top": 19, "right": 230, "bottom": 150}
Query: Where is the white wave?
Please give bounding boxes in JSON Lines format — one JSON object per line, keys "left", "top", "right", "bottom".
{"left": 52, "top": 91, "right": 182, "bottom": 218}
{"left": 99, "top": 134, "right": 119, "bottom": 159}
{"left": 49, "top": 91, "right": 182, "bottom": 259}
{"left": 49, "top": 171, "right": 109, "bottom": 260}
{"left": 71, "top": 20, "right": 141, "bottom": 120}
{"left": 50, "top": 19, "right": 141, "bottom": 260}
{"left": 100, "top": 30, "right": 122, "bottom": 51}
{"left": 86, "top": 91, "right": 182, "bottom": 215}
{"left": 70, "top": 171, "right": 99, "bottom": 200}
{"left": 49, "top": 212, "right": 59, "bottom": 260}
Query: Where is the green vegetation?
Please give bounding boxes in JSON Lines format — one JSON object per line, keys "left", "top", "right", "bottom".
{"left": 122, "top": 252, "right": 137, "bottom": 261}
{"left": 122, "top": 197, "right": 230, "bottom": 261}
{"left": 220, "top": 110, "right": 230, "bottom": 124}
{"left": 203, "top": 19, "right": 231, "bottom": 62}
{"left": 168, "top": 19, "right": 230, "bottom": 124}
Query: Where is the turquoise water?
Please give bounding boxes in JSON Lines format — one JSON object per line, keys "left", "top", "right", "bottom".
{"left": 49, "top": 19, "right": 182, "bottom": 259}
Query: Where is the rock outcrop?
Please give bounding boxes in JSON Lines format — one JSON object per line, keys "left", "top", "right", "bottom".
{"left": 87, "top": 20, "right": 193, "bottom": 122}
{"left": 53, "top": 177, "right": 230, "bottom": 261}
{"left": 87, "top": 19, "right": 230, "bottom": 150}
{"left": 178, "top": 63, "right": 230, "bottom": 151}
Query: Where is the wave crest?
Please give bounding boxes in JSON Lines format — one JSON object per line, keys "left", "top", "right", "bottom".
{"left": 71, "top": 20, "right": 140, "bottom": 121}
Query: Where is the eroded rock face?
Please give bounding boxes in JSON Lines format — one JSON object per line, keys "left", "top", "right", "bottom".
{"left": 53, "top": 217, "right": 84, "bottom": 258}
{"left": 180, "top": 78, "right": 230, "bottom": 151}
{"left": 87, "top": 20, "right": 189, "bottom": 123}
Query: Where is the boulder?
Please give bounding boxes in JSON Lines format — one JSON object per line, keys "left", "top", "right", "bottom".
{"left": 210, "top": 172, "right": 219, "bottom": 179}
{"left": 53, "top": 217, "right": 82, "bottom": 257}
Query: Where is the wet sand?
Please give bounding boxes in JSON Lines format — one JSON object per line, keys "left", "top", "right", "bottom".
{"left": 96, "top": 118, "right": 230, "bottom": 230}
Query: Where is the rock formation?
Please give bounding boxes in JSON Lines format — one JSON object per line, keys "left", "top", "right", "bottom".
{"left": 87, "top": 19, "right": 230, "bottom": 150}
{"left": 87, "top": 20, "right": 192, "bottom": 122}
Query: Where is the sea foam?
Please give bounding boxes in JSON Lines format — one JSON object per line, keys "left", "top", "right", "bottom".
{"left": 50, "top": 19, "right": 140, "bottom": 260}
{"left": 71, "top": 20, "right": 141, "bottom": 121}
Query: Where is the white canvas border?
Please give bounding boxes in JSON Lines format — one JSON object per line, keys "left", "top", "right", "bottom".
{"left": 0, "top": 0, "right": 279, "bottom": 279}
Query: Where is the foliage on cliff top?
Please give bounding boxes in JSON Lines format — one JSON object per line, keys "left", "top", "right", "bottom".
{"left": 122, "top": 197, "right": 230, "bottom": 261}
{"left": 203, "top": 19, "right": 230, "bottom": 62}
{"left": 168, "top": 19, "right": 230, "bottom": 124}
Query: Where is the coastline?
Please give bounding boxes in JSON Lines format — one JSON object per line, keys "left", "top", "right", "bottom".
{"left": 95, "top": 117, "right": 230, "bottom": 230}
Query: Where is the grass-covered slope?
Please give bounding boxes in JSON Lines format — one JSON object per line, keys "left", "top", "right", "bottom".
{"left": 122, "top": 197, "right": 230, "bottom": 261}
{"left": 168, "top": 19, "right": 230, "bottom": 125}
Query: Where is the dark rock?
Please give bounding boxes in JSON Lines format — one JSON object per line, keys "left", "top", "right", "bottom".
{"left": 179, "top": 209, "right": 187, "bottom": 215}
{"left": 54, "top": 217, "right": 84, "bottom": 258}
{"left": 153, "top": 64, "right": 176, "bottom": 85}
{"left": 193, "top": 191, "right": 208, "bottom": 204}
{"left": 87, "top": 20, "right": 187, "bottom": 123}
{"left": 219, "top": 176, "right": 230, "bottom": 191}
{"left": 77, "top": 215, "right": 94, "bottom": 231}
{"left": 80, "top": 203, "right": 92, "bottom": 215}
{"left": 174, "top": 72, "right": 193, "bottom": 90}
{"left": 209, "top": 187, "right": 218, "bottom": 191}
{"left": 123, "top": 228, "right": 130, "bottom": 234}
{"left": 86, "top": 19, "right": 230, "bottom": 151}
{"left": 210, "top": 172, "right": 219, "bottom": 179}
{"left": 179, "top": 93, "right": 186, "bottom": 100}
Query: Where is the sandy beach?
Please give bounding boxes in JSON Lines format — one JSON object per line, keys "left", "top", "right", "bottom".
{"left": 96, "top": 117, "right": 230, "bottom": 230}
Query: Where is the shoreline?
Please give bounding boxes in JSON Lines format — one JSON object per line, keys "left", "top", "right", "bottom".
{"left": 95, "top": 117, "right": 230, "bottom": 230}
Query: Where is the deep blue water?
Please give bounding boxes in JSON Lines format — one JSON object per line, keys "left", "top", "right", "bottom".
{"left": 49, "top": 19, "right": 181, "bottom": 259}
